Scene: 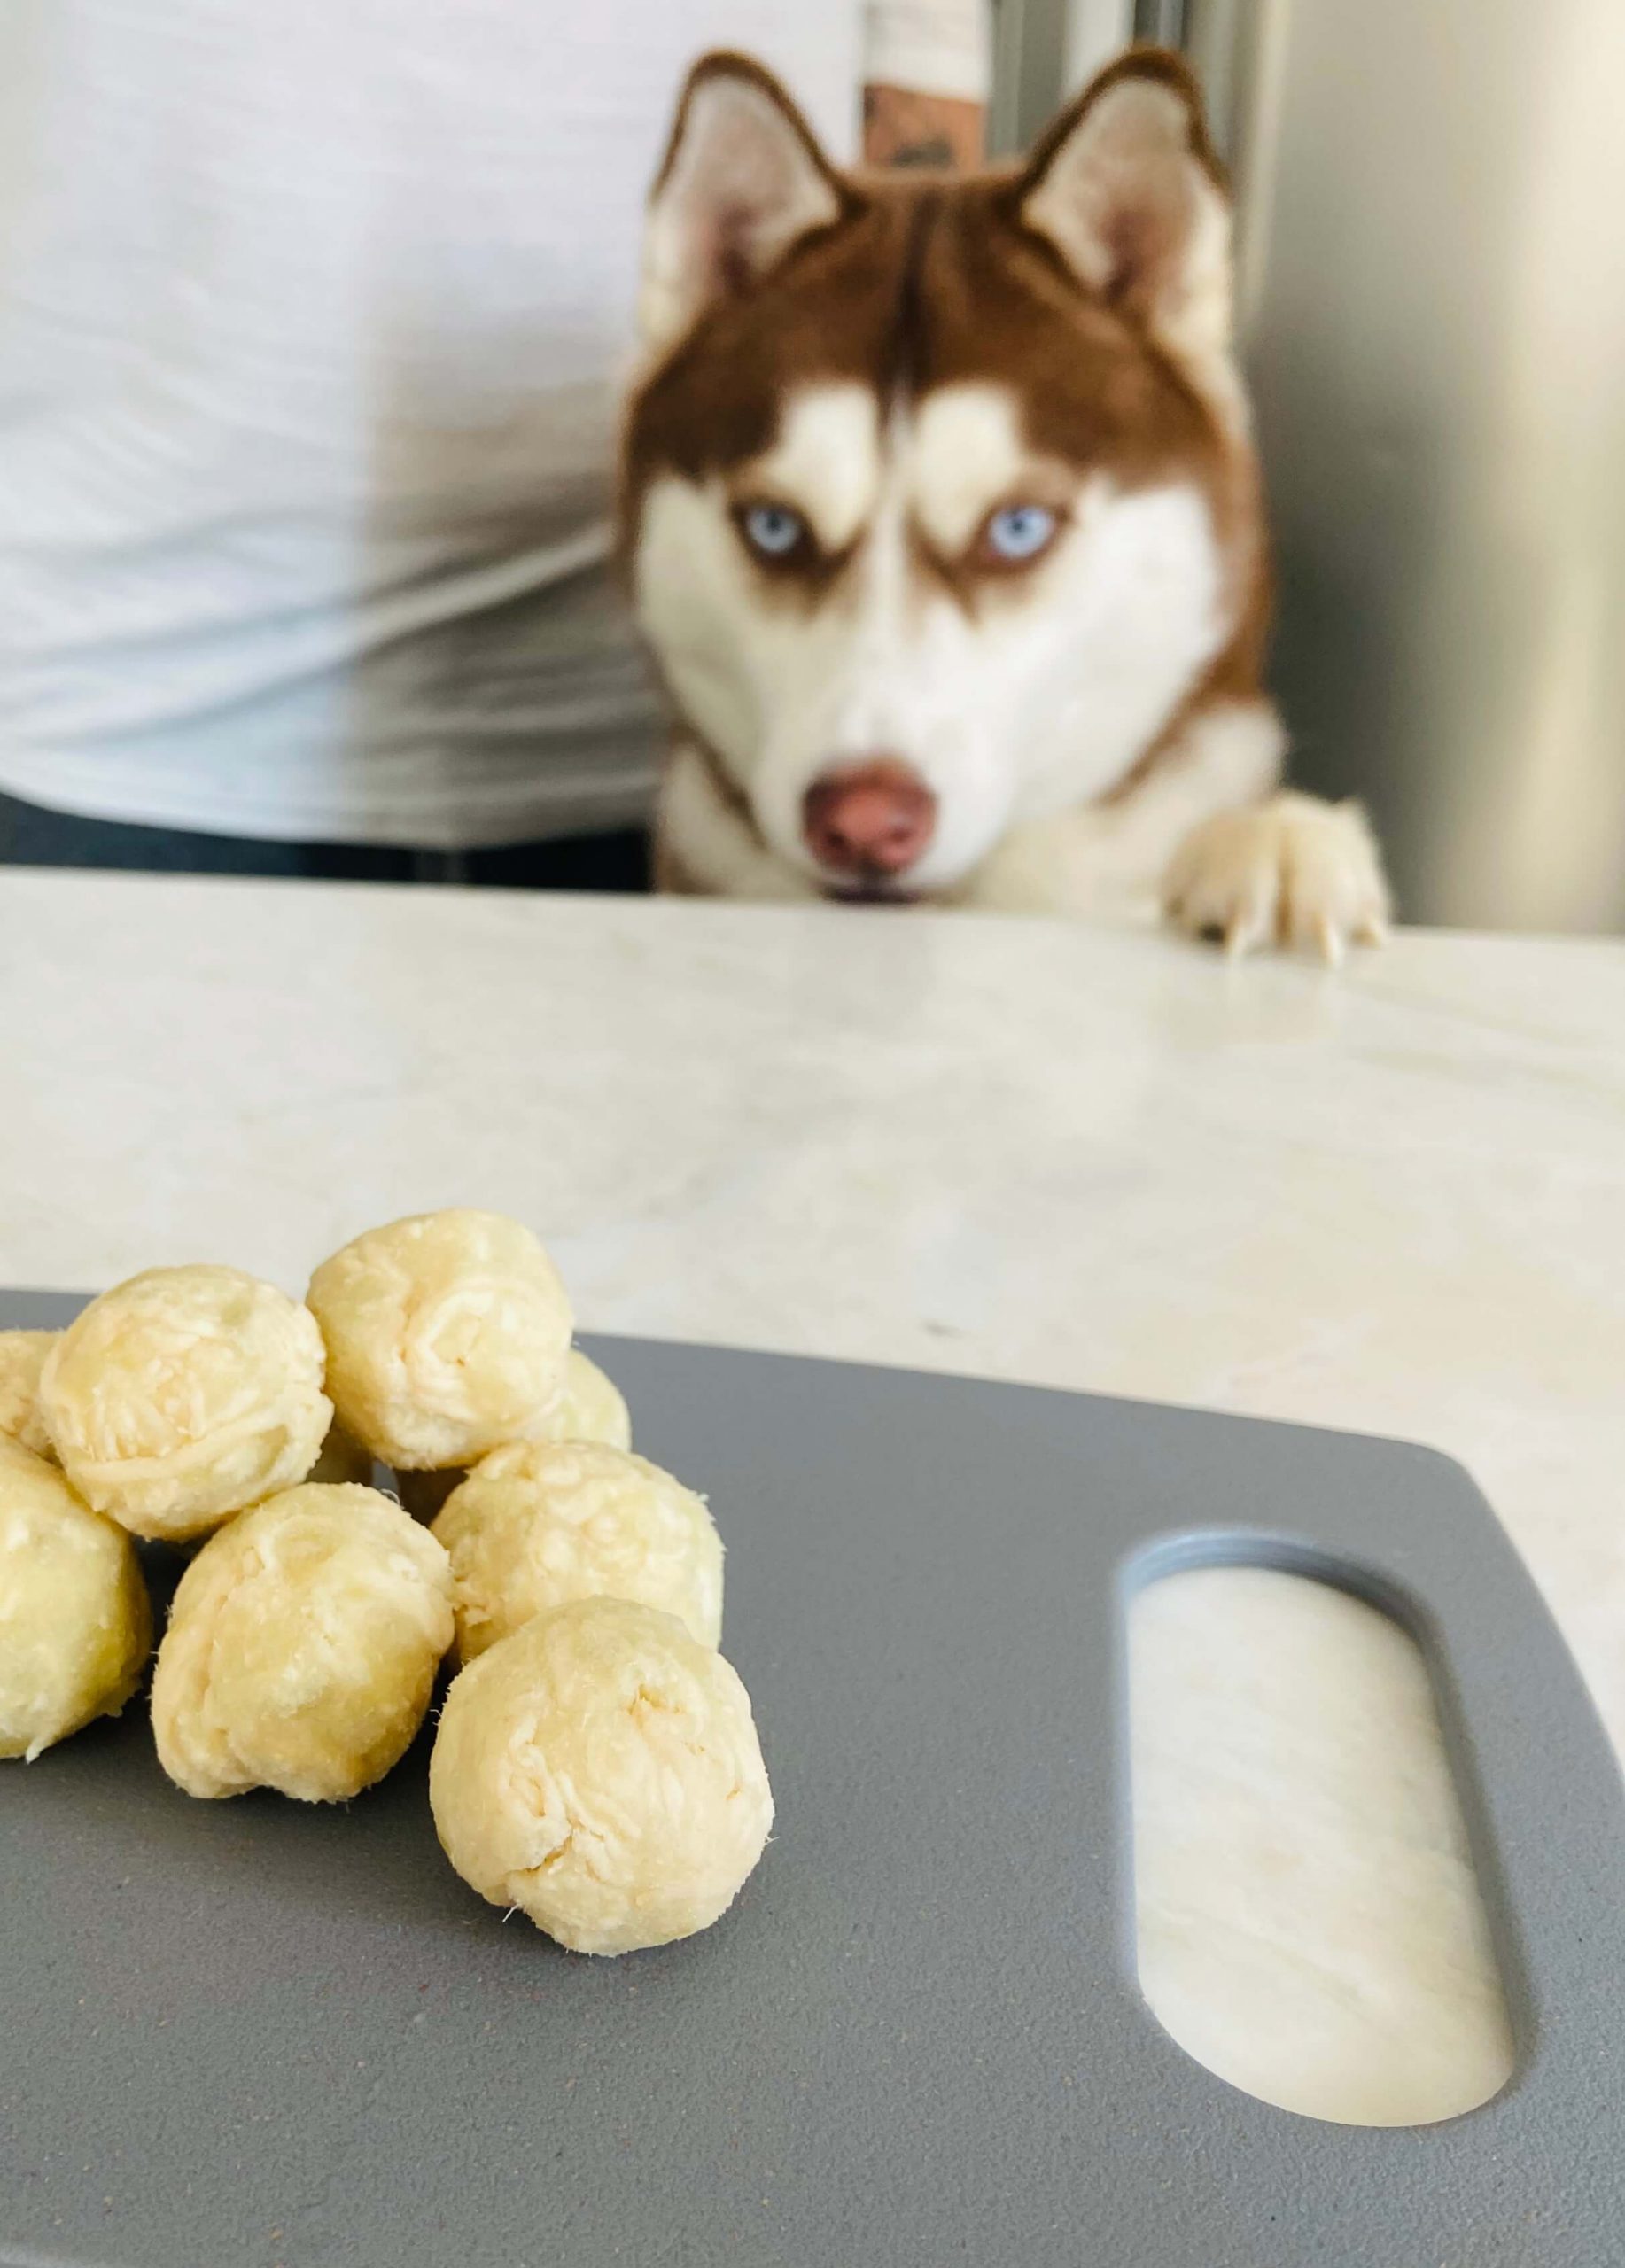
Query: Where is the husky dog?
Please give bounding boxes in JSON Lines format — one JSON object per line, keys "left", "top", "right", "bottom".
{"left": 622, "top": 48, "right": 1388, "bottom": 957}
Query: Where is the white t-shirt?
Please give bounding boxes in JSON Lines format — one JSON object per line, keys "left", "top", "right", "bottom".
{"left": 0, "top": 1, "right": 987, "bottom": 847}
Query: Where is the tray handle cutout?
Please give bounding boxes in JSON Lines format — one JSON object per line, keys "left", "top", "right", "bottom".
{"left": 1123, "top": 1545, "right": 1516, "bottom": 2126}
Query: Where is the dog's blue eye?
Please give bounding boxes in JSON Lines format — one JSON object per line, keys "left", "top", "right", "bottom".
{"left": 741, "top": 502, "right": 807, "bottom": 559}
{"left": 984, "top": 503, "right": 1057, "bottom": 562}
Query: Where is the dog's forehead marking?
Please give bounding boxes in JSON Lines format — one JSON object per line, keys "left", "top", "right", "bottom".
{"left": 906, "top": 383, "right": 1030, "bottom": 554}
{"left": 744, "top": 382, "right": 882, "bottom": 552}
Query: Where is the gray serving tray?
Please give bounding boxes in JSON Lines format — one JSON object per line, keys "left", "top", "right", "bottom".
{"left": 3, "top": 1287, "right": 1623, "bottom": 2268}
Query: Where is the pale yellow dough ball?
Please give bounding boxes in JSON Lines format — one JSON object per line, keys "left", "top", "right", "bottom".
{"left": 393, "top": 1347, "right": 630, "bottom": 1523}
{"left": 0, "top": 1330, "right": 57, "bottom": 1460}
{"left": 307, "top": 1210, "right": 572, "bottom": 1471}
{"left": 151, "top": 1482, "right": 453, "bottom": 1802}
{"left": 39, "top": 1268, "right": 332, "bottom": 1542}
{"left": 432, "top": 1440, "right": 721, "bottom": 1663}
{"left": 548, "top": 1348, "right": 632, "bottom": 1453}
{"left": 430, "top": 1597, "right": 773, "bottom": 1955}
{"left": 0, "top": 1438, "right": 152, "bottom": 1760}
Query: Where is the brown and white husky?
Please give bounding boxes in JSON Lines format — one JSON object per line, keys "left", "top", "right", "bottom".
{"left": 620, "top": 47, "right": 1389, "bottom": 958}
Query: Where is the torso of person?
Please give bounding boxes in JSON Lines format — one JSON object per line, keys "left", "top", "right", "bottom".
{"left": 0, "top": 2, "right": 867, "bottom": 846}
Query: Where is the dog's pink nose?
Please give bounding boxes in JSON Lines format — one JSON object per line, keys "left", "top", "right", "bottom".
{"left": 802, "top": 760, "right": 937, "bottom": 879}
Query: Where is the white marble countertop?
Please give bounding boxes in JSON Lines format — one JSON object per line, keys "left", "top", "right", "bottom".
{"left": 4, "top": 868, "right": 1622, "bottom": 2115}
{"left": 5, "top": 869, "right": 1621, "bottom": 1721}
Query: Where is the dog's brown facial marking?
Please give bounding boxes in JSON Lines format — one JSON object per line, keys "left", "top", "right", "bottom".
{"left": 625, "top": 47, "right": 1271, "bottom": 895}
{"left": 626, "top": 172, "right": 1227, "bottom": 532}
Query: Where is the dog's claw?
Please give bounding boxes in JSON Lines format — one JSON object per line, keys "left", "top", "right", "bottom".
{"left": 1313, "top": 912, "right": 1344, "bottom": 967}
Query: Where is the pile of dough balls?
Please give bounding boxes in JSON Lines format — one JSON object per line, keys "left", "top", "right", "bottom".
{"left": 3, "top": 1208, "right": 773, "bottom": 1957}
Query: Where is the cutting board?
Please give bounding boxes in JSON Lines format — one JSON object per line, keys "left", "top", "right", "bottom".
{"left": 4, "top": 1288, "right": 1622, "bottom": 2268}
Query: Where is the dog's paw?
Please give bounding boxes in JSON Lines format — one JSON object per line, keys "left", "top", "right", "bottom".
{"left": 1162, "top": 793, "right": 1390, "bottom": 963}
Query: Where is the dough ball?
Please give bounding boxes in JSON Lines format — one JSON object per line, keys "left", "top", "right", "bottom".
{"left": 307, "top": 1210, "right": 572, "bottom": 1470}
{"left": 431, "top": 1597, "right": 773, "bottom": 1954}
{"left": 39, "top": 1267, "right": 332, "bottom": 1542}
{"left": 0, "top": 1438, "right": 152, "bottom": 1760}
{"left": 151, "top": 1482, "right": 453, "bottom": 1802}
{"left": 0, "top": 1329, "right": 57, "bottom": 1460}
{"left": 391, "top": 1348, "right": 631, "bottom": 1523}
{"left": 432, "top": 1441, "right": 721, "bottom": 1663}
{"left": 549, "top": 1349, "right": 632, "bottom": 1453}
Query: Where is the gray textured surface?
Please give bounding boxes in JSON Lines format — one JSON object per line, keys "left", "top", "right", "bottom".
{"left": 3, "top": 1289, "right": 1623, "bottom": 2268}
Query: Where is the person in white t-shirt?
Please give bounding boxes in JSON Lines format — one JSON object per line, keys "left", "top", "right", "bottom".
{"left": 0, "top": 1, "right": 989, "bottom": 885}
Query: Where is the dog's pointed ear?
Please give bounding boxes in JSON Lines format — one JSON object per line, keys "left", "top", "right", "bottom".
{"left": 640, "top": 52, "right": 844, "bottom": 357}
{"left": 1017, "top": 50, "right": 1232, "bottom": 368}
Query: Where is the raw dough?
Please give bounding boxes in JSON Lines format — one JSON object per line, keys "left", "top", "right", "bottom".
{"left": 0, "top": 1438, "right": 152, "bottom": 1760}
{"left": 430, "top": 1596, "right": 773, "bottom": 1954}
{"left": 39, "top": 1267, "right": 331, "bottom": 1541}
{"left": 307, "top": 1210, "right": 572, "bottom": 1470}
{"left": 393, "top": 1347, "right": 631, "bottom": 1521}
{"left": 0, "top": 1329, "right": 56, "bottom": 1460}
{"left": 151, "top": 1481, "right": 453, "bottom": 1802}
{"left": 548, "top": 1348, "right": 631, "bottom": 1453}
{"left": 432, "top": 1440, "right": 722, "bottom": 1661}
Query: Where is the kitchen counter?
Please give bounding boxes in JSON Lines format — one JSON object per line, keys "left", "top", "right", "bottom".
{"left": 4, "top": 868, "right": 1622, "bottom": 2118}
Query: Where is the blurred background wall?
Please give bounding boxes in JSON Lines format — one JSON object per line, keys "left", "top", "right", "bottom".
{"left": 992, "top": 0, "right": 1625, "bottom": 934}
